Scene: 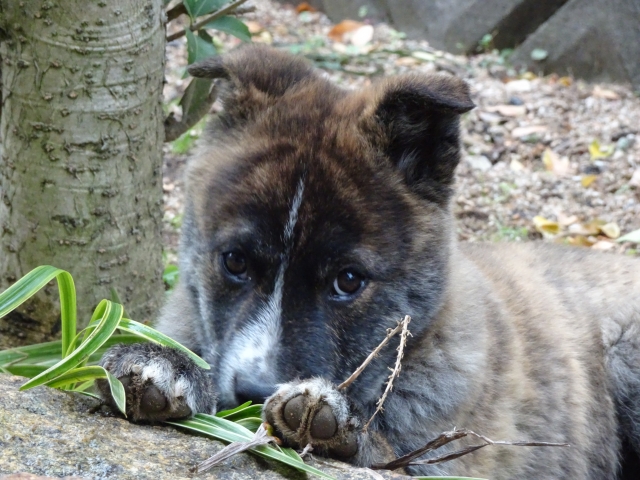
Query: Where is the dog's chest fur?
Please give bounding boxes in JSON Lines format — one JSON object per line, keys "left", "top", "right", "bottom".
{"left": 152, "top": 46, "right": 640, "bottom": 478}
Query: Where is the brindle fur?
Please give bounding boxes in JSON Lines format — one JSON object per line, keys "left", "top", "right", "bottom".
{"left": 101, "top": 45, "right": 640, "bottom": 479}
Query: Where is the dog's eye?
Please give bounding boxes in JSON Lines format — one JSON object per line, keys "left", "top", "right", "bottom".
{"left": 332, "top": 269, "right": 365, "bottom": 297}
{"left": 222, "top": 251, "right": 248, "bottom": 279}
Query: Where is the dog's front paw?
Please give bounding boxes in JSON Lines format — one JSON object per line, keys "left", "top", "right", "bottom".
{"left": 263, "top": 378, "right": 359, "bottom": 459}
{"left": 97, "top": 343, "right": 216, "bottom": 421}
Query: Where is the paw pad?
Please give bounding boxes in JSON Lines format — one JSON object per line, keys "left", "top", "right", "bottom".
{"left": 263, "top": 378, "right": 359, "bottom": 458}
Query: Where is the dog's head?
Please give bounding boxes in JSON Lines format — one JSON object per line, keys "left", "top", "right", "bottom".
{"left": 181, "top": 45, "right": 474, "bottom": 408}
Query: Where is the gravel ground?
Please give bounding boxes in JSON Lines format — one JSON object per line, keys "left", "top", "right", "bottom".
{"left": 161, "top": 0, "right": 640, "bottom": 262}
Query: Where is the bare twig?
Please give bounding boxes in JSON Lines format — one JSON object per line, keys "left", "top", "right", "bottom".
{"left": 372, "top": 428, "right": 569, "bottom": 471}
{"left": 299, "top": 443, "right": 314, "bottom": 458}
{"left": 338, "top": 315, "right": 411, "bottom": 391}
{"left": 167, "top": 0, "right": 250, "bottom": 42}
{"left": 232, "top": 5, "right": 257, "bottom": 15}
{"left": 191, "top": 423, "right": 278, "bottom": 474}
{"left": 362, "top": 315, "right": 411, "bottom": 432}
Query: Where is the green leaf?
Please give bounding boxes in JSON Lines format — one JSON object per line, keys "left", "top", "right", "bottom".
{"left": 0, "top": 335, "right": 142, "bottom": 372}
{"left": 184, "top": 0, "right": 228, "bottom": 19}
{"left": 167, "top": 414, "right": 335, "bottom": 479}
{"left": 178, "top": 77, "right": 214, "bottom": 127}
{"left": 49, "top": 367, "right": 125, "bottom": 415}
{"left": 216, "top": 402, "right": 262, "bottom": 421}
{"left": 115, "top": 318, "right": 210, "bottom": 369}
{"left": 0, "top": 265, "right": 76, "bottom": 359}
{"left": 1, "top": 364, "right": 50, "bottom": 377}
{"left": 186, "top": 28, "right": 217, "bottom": 65}
{"left": 216, "top": 401, "right": 253, "bottom": 418}
{"left": 617, "top": 228, "right": 640, "bottom": 244}
{"left": 530, "top": 48, "right": 548, "bottom": 61}
{"left": 19, "top": 300, "right": 123, "bottom": 391}
{"left": 163, "top": 264, "right": 180, "bottom": 290}
{"left": 278, "top": 446, "right": 304, "bottom": 462}
{"left": 205, "top": 15, "right": 252, "bottom": 42}
{"left": 235, "top": 417, "right": 263, "bottom": 431}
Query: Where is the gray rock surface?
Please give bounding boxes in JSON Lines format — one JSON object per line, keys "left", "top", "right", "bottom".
{"left": 0, "top": 375, "right": 405, "bottom": 480}
{"left": 510, "top": 0, "right": 640, "bottom": 89}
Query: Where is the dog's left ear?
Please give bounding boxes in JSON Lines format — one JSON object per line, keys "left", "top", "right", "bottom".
{"left": 366, "top": 74, "right": 474, "bottom": 204}
{"left": 187, "top": 45, "right": 318, "bottom": 126}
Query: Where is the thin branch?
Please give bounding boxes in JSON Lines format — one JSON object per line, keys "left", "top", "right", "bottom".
{"left": 167, "top": 0, "right": 250, "bottom": 42}
{"left": 299, "top": 443, "right": 313, "bottom": 458}
{"left": 338, "top": 316, "right": 411, "bottom": 391}
{"left": 362, "top": 315, "right": 411, "bottom": 432}
{"left": 164, "top": 82, "right": 217, "bottom": 142}
{"left": 232, "top": 5, "right": 257, "bottom": 15}
{"left": 372, "top": 428, "right": 569, "bottom": 471}
{"left": 191, "top": 423, "right": 278, "bottom": 474}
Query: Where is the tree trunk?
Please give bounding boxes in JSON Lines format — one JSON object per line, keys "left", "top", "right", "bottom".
{"left": 0, "top": 0, "right": 166, "bottom": 348}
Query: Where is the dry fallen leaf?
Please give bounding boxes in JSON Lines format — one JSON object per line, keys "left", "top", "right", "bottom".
{"left": 592, "top": 86, "right": 620, "bottom": 100}
{"left": 542, "top": 148, "right": 570, "bottom": 176}
{"left": 328, "top": 20, "right": 365, "bottom": 42}
{"left": 512, "top": 125, "right": 547, "bottom": 139}
{"left": 591, "top": 240, "right": 616, "bottom": 250}
{"left": 244, "top": 21, "right": 264, "bottom": 34}
{"left": 533, "top": 216, "right": 560, "bottom": 236}
{"left": 509, "top": 159, "right": 525, "bottom": 171}
{"left": 395, "top": 56, "right": 419, "bottom": 67}
{"left": 569, "top": 222, "right": 602, "bottom": 236}
{"left": 558, "top": 76, "right": 572, "bottom": 87}
{"left": 485, "top": 105, "right": 527, "bottom": 117}
{"left": 350, "top": 24, "right": 374, "bottom": 46}
{"left": 599, "top": 222, "right": 620, "bottom": 239}
{"left": 557, "top": 213, "right": 578, "bottom": 227}
{"left": 568, "top": 235, "right": 596, "bottom": 247}
{"left": 295, "top": 2, "right": 317, "bottom": 13}
{"left": 581, "top": 174, "right": 598, "bottom": 187}
{"left": 589, "top": 140, "right": 614, "bottom": 160}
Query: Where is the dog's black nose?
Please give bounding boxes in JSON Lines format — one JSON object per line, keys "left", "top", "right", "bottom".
{"left": 235, "top": 375, "right": 276, "bottom": 405}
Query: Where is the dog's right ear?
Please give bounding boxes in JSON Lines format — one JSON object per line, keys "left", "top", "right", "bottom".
{"left": 188, "top": 45, "right": 318, "bottom": 126}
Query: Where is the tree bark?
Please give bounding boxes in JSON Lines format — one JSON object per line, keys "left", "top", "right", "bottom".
{"left": 0, "top": 0, "right": 166, "bottom": 348}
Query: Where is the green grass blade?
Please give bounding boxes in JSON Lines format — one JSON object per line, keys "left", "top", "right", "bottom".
{"left": 277, "top": 446, "right": 303, "bottom": 462}
{"left": 235, "top": 417, "right": 262, "bottom": 431}
{"left": 72, "top": 379, "right": 96, "bottom": 392}
{"left": 43, "top": 366, "right": 125, "bottom": 415}
{"left": 168, "top": 416, "right": 252, "bottom": 443}
{"left": 19, "top": 300, "right": 123, "bottom": 390}
{"left": 72, "top": 390, "right": 102, "bottom": 400}
{"left": 0, "top": 335, "right": 144, "bottom": 373}
{"left": 167, "top": 414, "right": 335, "bottom": 479}
{"left": 0, "top": 265, "right": 76, "bottom": 356}
{"left": 116, "top": 318, "right": 209, "bottom": 369}
{"left": 103, "top": 368, "right": 126, "bottom": 415}
{"left": 56, "top": 270, "right": 77, "bottom": 358}
{"left": 1, "top": 364, "right": 50, "bottom": 377}
{"left": 43, "top": 365, "right": 109, "bottom": 388}
{"left": 216, "top": 401, "right": 253, "bottom": 418}
{"left": 217, "top": 403, "right": 262, "bottom": 421}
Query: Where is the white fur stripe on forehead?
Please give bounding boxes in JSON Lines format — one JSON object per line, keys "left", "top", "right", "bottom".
{"left": 219, "top": 177, "right": 306, "bottom": 401}
{"left": 284, "top": 177, "right": 305, "bottom": 248}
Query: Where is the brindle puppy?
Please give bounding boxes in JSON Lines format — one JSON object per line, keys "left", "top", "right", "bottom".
{"left": 99, "top": 45, "right": 640, "bottom": 479}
